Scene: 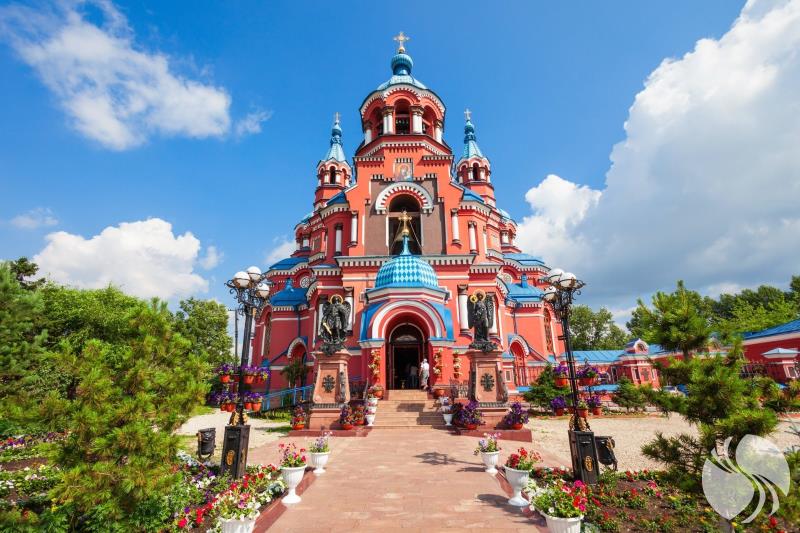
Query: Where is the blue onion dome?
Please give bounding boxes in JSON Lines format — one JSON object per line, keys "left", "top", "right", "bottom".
{"left": 391, "top": 52, "right": 414, "bottom": 76}
{"left": 375, "top": 236, "right": 439, "bottom": 290}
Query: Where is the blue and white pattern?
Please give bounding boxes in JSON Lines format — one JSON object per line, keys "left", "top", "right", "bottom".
{"left": 374, "top": 237, "right": 439, "bottom": 290}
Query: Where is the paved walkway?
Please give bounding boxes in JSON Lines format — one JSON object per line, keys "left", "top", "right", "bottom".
{"left": 249, "top": 429, "right": 556, "bottom": 532}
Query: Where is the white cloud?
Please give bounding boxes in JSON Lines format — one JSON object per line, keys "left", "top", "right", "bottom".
{"left": 263, "top": 236, "right": 296, "bottom": 267}
{"left": 34, "top": 218, "right": 209, "bottom": 299}
{"left": 0, "top": 0, "right": 247, "bottom": 149}
{"left": 518, "top": 0, "right": 800, "bottom": 308}
{"left": 235, "top": 109, "right": 272, "bottom": 138}
{"left": 10, "top": 207, "right": 58, "bottom": 229}
{"left": 199, "top": 245, "right": 222, "bottom": 270}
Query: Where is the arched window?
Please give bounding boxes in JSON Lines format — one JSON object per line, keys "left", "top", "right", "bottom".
{"left": 394, "top": 99, "right": 410, "bottom": 134}
{"left": 544, "top": 309, "right": 555, "bottom": 354}
{"left": 329, "top": 167, "right": 336, "bottom": 184}
{"left": 472, "top": 163, "right": 480, "bottom": 181}
{"left": 510, "top": 341, "right": 527, "bottom": 386}
{"left": 388, "top": 195, "right": 421, "bottom": 255}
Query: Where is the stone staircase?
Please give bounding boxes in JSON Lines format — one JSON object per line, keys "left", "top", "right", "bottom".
{"left": 371, "top": 390, "right": 445, "bottom": 429}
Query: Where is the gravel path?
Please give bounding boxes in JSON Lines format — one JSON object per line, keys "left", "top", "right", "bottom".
{"left": 527, "top": 415, "right": 800, "bottom": 471}
{"left": 177, "top": 411, "right": 289, "bottom": 451}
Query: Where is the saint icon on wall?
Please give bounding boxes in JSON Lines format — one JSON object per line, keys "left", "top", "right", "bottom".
{"left": 393, "top": 160, "right": 413, "bottom": 181}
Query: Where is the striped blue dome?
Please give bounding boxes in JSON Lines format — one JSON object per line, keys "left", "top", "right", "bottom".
{"left": 375, "top": 236, "right": 439, "bottom": 290}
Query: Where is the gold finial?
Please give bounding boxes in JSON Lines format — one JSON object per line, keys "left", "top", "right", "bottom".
{"left": 399, "top": 209, "right": 412, "bottom": 236}
{"left": 334, "top": 111, "right": 340, "bottom": 124}
{"left": 464, "top": 108, "right": 472, "bottom": 122}
{"left": 393, "top": 31, "right": 410, "bottom": 53}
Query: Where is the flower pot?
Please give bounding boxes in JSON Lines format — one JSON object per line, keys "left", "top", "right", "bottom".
{"left": 374, "top": 390, "right": 384, "bottom": 399}
{"left": 255, "top": 375, "right": 264, "bottom": 384}
{"left": 511, "top": 423, "right": 523, "bottom": 430}
{"left": 252, "top": 402, "right": 262, "bottom": 411}
{"left": 281, "top": 465, "right": 306, "bottom": 505}
{"left": 480, "top": 451, "right": 500, "bottom": 474}
{"left": 244, "top": 402, "right": 253, "bottom": 410}
{"left": 433, "top": 389, "right": 445, "bottom": 398}
{"left": 554, "top": 377, "right": 568, "bottom": 387}
{"left": 504, "top": 466, "right": 530, "bottom": 506}
{"left": 220, "top": 375, "right": 231, "bottom": 383}
{"left": 540, "top": 513, "right": 583, "bottom": 533}
{"left": 225, "top": 403, "right": 235, "bottom": 412}
{"left": 365, "top": 413, "right": 376, "bottom": 426}
{"left": 219, "top": 515, "right": 259, "bottom": 533}
{"left": 292, "top": 423, "right": 305, "bottom": 431}
{"left": 341, "top": 423, "right": 354, "bottom": 430}
{"left": 554, "top": 408, "right": 565, "bottom": 416}
{"left": 309, "top": 451, "right": 330, "bottom": 474}
{"left": 465, "top": 423, "right": 478, "bottom": 430}
{"left": 591, "top": 406, "right": 602, "bottom": 416}
{"left": 243, "top": 375, "right": 254, "bottom": 385}
{"left": 577, "top": 408, "right": 589, "bottom": 418}
{"left": 356, "top": 419, "right": 366, "bottom": 426}
{"left": 442, "top": 413, "right": 453, "bottom": 426}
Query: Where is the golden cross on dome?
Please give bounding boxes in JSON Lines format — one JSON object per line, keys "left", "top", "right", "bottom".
{"left": 464, "top": 108, "right": 472, "bottom": 121}
{"left": 393, "top": 31, "right": 410, "bottom": 53}
{"left": 399, "top": 209, "right": 412, "bottom": 236}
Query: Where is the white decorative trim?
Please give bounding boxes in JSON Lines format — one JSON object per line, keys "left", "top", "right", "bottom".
{"left": 375, "top": 182, "right": 434, "bottom": 214}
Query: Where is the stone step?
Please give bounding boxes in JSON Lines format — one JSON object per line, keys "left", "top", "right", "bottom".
{"left": 369, "top": 425, "right": 450, "bottom": 429}
{"left": 370, "top": 414, "right": 443, "bottom": 421}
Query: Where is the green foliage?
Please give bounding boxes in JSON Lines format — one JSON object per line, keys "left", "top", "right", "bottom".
{"left": 29, "top": 301, "right": 209, "bottom": 529}
{"left": 633, "top": 280, "right": 712, "bottom": 359}
{"left": 715, "top": 297, "right": 797, "bottom": 342}
{"left": 522, "top": 364, "right": 570, "bottom": 411}
{"left": 7, "top": 257, "right": 46, "bottom": 290}
{"left": 612, "top": 377, "right": 647, "bottom": 412}
{"left": 641, "top": 349, "right": 778, "bottom": 488}
{"left": 174, "top": 297, "right": 233, "bottom": 371}
{"left": 568, "top": 305, "right": 630, "bottom": 350}
{"left": 280, "top": 358, "right": 309, "bottom": 388}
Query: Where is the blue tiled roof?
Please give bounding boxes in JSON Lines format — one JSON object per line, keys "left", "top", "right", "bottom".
{"left": 269, "top": 256, "right": 306, "bottom": 270}
{"left": 269, "top": 278, "right": 308, "bottom": 307}
{"left": 504, "top": 253, "right": 545, "bottom": 266}
{"left": 561, "top": 350, "right": 626, "bottom": 363}
{"left": 321, "top": 116, "right": 347, "bottom": 163}
{"left": 374, "top": 236, "right": 440, "bottom": 290}
{"left": 503, "top": 274, "right": 543, "bottom": 303}
{"left": 743, "top": 318, "right": 800, "bottom": 340}
{"left": 458, "top": 118, "right": 484, "bottom": 162}
{"left": 461, "top": 189, "right": 485, "bottom": 204}
{"left": 327, "top": 191, "right": 348, "bottom": 205}
{"left": 648, "top": 344, "right": 665, "bottom": 354}
{"left": 498, "top": 208, "right": 513, "bottom": 221}
{"left": 591, "top": 384, "right": 619, "bottom": 393}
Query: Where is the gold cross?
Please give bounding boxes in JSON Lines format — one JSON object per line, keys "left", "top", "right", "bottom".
{"left": 399, "top": 209, "right": 412, "bottom": 236}
{"left": 464, "top": 108, "right": 472, "bottom": 121}
{"left": 393, "top": 31, "right": 410, "bottom": 53}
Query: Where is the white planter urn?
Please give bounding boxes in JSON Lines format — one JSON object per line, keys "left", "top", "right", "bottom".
{"left": 540, "top": 513, "right": 583, "bottom": 533}
{"left": 309, "top": 451, "right": 329, "bottom": 474}
{"left": 442, "top": 413, "right": 453, "bottom": 426}
{"left": 480, "top": 451, "right": 500, "bottom": 474}
{"left": 281, "top": 465, "right": 306, "bottom": 504}
{"left": 219, "top": 515, "right": 259, "bottom": 533}
{"left": 504, "top": 466, "right": 530, "bottom": 506}
{"left": 367, "top": 397, "right": 379, "bottom": 407}
{"left": 365, "top": 413, "right": 376, "bottom": 426}
{"left": 366, "top": 405, "right": 377, "bottom": 414}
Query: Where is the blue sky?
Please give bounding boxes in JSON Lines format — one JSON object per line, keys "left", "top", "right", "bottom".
{"left": 2, "top": 0, "right": 798, "bottom": 323}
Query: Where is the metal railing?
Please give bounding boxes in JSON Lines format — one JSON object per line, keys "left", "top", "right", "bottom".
{"left": 261, "top": 385, "right": 313, "bottom": 411}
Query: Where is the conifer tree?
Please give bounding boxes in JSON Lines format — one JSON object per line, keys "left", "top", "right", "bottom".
{"left": 523, "top": 364, "right": 571, "bottom": 411}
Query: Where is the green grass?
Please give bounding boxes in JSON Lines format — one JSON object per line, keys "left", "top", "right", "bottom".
{"left": 189, "top": 404, "right": 217, "bottom": 417}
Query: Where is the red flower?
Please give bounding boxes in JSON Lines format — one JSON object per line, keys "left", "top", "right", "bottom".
{"left": 177, "top": 517, "right": 188, "bottom": 528}
{"left": 258, "top": 472, "right": 265, "bottom": 479}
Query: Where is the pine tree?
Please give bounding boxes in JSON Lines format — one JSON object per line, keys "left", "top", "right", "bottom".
{"left": 612, "top": 377, "right": 646, "bottom": 412}
{"left": 523, "top": 364, "right": 570, "bottom": 411}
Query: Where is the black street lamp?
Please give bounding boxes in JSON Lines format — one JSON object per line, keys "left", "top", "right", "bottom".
{"left": 541, "top": 268, "right": 601, "bottom": 484}
{"left": 221, "top": 266, "right": 270, "bottom": 478}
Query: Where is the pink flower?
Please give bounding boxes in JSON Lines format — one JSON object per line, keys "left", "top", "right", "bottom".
{"left": 573, "top": 480, "right": 585, "bottom": 488}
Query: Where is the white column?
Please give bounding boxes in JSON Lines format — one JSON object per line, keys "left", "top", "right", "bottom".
{"left": 468, "top": 223, "right": 477, "bottom": 253}
{"left": 434, "top": 121, "right": 443, "bottom": 143}
{"left": 489, "top": 295, "right": 498, "bottom": 334}
{"left": 482, "top": 229, "right": 488, "bottom": 253}
{"left": 383, "top": 108, "right": 394, "bottom": 134}
{"left": 501, "top": 231, "right": 509, "bottom": 244}
{"left": 458, "top": 287, "right": 469, "bottom": 332}
{"left": 335, "top": 225, "right": 343, "bottom": 255}
{"left": 345, "top": 290, "right": 355, "bottom": 330}
{"left": 302, "top": 236, "right": 309, "bottom": 248}
{"left": 450, "top": 210, "right": 460, "bottom": 242}
{"left": 411, "top": 108, "right": 423, "bottom": 134}
{"left": 350, "top": 213, "right": 358, "bottom": 244}
{"left": 479, "top": 168, "right": 486, "bottom": 181}
{"left": 467, "top": 167, "right": 474, "bottom": 181}
{"left": 363, "top": 121, "right": 373, "bottom": 144}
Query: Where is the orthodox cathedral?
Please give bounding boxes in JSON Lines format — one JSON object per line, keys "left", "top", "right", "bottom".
{"left": 252, "top": 34, "right": 565, "bottom": 396}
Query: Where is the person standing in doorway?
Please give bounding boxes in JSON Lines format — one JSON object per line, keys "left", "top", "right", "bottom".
{"left": 419, "top": 359, "right": 430, "bottom": 391}
{"left": 408, "top": 362, "right": 418, "bottom": 389}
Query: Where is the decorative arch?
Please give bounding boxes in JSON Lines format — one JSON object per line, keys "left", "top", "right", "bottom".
{"left": 286, "top": 337, "right": 307, "bottom": 359}
{"left": 375, "top": 182, "right": 434, "bottom": 214}
{"left": 369, "top": 300, "right": 446, "bottom": 340}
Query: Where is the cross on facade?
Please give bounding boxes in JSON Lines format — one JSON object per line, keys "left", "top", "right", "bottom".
{"left": 464, "top": 108, "right": 472, "bottom": 121}
{"left": 393, "top": 31, "right": 410, "bottom": 53}
{"left": 480, "top": 372, "right": 495, "bottom": 392}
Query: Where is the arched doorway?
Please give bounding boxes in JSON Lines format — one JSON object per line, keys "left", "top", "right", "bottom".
{"left": 387, "top": 323, "right": 425, "bottom": 389}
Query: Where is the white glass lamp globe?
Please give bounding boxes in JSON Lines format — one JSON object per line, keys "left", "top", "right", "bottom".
{"left": 233, "top": 271, "right": 250, "bottom": 288}
{"left": 559, "top": 272, "right": 577, "bottom": 289}
{"left": 255, "top": 282, "right": 271, "bottom": 298}
{"left": 246, "top": 266, "right": 262, "bottom": 282}
{"left": 543, "top": 286, "right": 557, "bottom": 302}
{"left": 547, "top": 268, "right": 564, "bottom": 282}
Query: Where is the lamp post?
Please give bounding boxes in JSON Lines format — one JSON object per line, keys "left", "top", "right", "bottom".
{"left": 541, "top": 268, "right": 600, "bottom": 484}
{"left": 221, "top": 266, "right": 270, "bottom": 478}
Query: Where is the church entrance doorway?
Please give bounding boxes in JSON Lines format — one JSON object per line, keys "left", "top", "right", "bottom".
{"left": 387, "top": 324, "right": 424, "bottom": 389}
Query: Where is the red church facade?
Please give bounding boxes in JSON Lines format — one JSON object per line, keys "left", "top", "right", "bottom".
{"left": 250, "top": 39, "right": 565, "bottom": 395}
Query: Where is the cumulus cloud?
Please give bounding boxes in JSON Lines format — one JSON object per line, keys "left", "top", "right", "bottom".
{"left": 263, "top": 236, "right": 296, "bottom": 267}
{"left": 518, "top": 0, "right": 800, "bottom": 308}
{"left": 235, "top": 109, "right": 273, "bottom": 138}
{"left": 199, "top": 245, "right": 222, "bottom": 270}
{"left": 34, "top": 218, "right": 209, "bottom": 299}
{"left": 0, "top": 0, "right": 264, "bottom": 149}
{"left": 10, "top": 207, "right": 58, "bottom": 229}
